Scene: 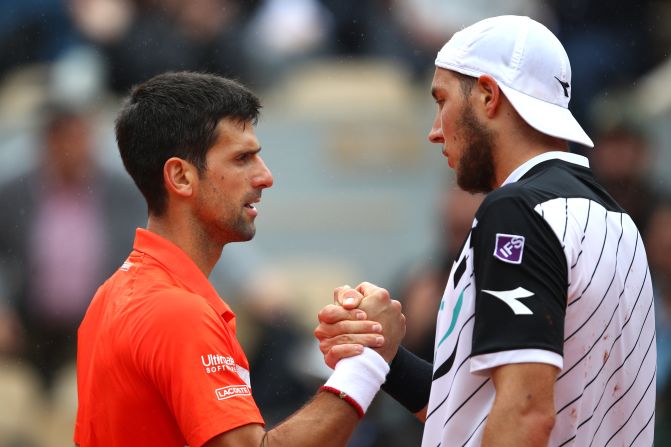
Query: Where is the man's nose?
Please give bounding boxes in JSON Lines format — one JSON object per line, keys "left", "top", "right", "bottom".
{"left": 427, "top": 114, "right": 444, "bottom": 144}
{"left": 253, "top": 158, "right": 274, "bottom": 189}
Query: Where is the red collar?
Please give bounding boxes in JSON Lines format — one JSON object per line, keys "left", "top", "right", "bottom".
{"left": 132, "top": 228, "right": 234, "bottom": 321}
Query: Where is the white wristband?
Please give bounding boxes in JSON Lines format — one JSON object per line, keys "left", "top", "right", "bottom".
{"left": 321, "top": 347, "right": 390, "bottom": 417}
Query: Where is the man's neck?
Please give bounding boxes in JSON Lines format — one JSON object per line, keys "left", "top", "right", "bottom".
{"left": 146, "top": 214, "right": 222, "bottom": 278}
{"left": 492, "top": 136, "right": 569, "bottom": 189}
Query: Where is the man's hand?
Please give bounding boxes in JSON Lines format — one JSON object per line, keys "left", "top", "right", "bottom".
{"left": 315, "top": 282, "right": 406, "bottom": 367}
{"left": 354, "top": 282, "right": 405, "bottom": 362}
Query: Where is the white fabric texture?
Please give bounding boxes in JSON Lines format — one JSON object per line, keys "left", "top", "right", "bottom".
{"left": 324, "top": 347, "right": 390, "bottom": 414}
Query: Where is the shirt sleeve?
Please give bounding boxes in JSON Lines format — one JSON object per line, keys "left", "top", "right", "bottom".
{"left": 136, "top": 291, "right": 264, "bottom": 447}
{"left": 470, "top": 194, "right": 568, "bottom": 373}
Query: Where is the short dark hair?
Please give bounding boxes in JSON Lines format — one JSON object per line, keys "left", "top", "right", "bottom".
{"left": 454, "top": 72, "right": 477, "bottom": 98}
{"left": 115, "top": 72, "right": 261, "bottom": 216}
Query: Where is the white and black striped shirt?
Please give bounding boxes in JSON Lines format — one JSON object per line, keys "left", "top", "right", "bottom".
{"left": 423, "top": 152, "right": 655, "bottom": 447}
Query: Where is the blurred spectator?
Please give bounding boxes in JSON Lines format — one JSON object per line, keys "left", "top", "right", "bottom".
{"left": 69, "top": 0, "right": 260, "bottom": 92}
{"left": 0, "top": 104, "right": 145, "bottom": 392}
{"left": 0, "top": 0, "right": 82, "bottom": 80}
{"left": 645, "top": 198, "right": 671, "bottom": 445}
{"left": 589, "top": 122, "right": 660, "bottom": 235}
{"left": 549, "top": 0, "right": 659, "bottom": 133}
{"left": 241, "top": 0, "right": 333, "bottom": 86}
{"left": 389, "top": 0, "right": 551, "bottom": 79}
{"left": 318, "top": 0, "right": 409, "bottom": 59}
{"left": 395, "top": 185, "right": 484, "bottom": 362}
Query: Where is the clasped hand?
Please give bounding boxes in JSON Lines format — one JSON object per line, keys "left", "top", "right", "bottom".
{"left": 314, "top": 282, "right": 406, "bottom": 368}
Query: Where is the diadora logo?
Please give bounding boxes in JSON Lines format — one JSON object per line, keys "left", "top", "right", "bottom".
{"left": 554, "top": 76, "right": 570, "bottom": 98}
{"left": 215, "top": 385, "right": 251, "bottom": 401}
{"left": 482, "top": 287, "right": 535, "bottom": 315}
{"left": 494, "top": 233, "right": 525, "bottom": 264}
{"left": 201, "top": 354, "right": 237, "bottom": 374}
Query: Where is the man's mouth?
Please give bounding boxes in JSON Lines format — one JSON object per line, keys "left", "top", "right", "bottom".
{"left": 244, "top": 197, "right": 260, "bottom": 210}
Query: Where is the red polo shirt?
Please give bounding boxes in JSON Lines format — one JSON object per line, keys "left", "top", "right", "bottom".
{"left": 75, "top": 229, "right": 264, "bottom": 447}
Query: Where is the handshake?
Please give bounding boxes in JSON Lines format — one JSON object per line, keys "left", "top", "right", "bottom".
{"left": 314, "top": 282, "right": 406, "bottom": 369}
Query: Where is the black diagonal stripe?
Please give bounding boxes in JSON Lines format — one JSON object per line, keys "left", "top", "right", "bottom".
{"left": 583, "top": 278, "right": 653, "bottom": 419}
{"left": 460, "top": 414, "right": 488, "bottom": 447}
{"left": 558, "top": 434, "right": 576, "bottom": 447}
{"left": 586, "top": 327, "right": 656, "bottom": 447}
{"left": 557, "top": 266, "right": 649, "bottom": 384}
{"left": 601, "top": 367, "right": 656, "bottom": 447}
{"left": 442, "top": 378, "right": 490, "bottom": 428}
{"left": 426, "top": 354, "right": 472, "bottom": 421}
{"left": 568, "top": 298, "right": 654, "bottom": 446}
{"left": 426, "top": 314, "right": 475, "bottom": 421}
{"left": 562, "top": 197, "right": 568, "bottom": 242}
{"left": 557, "top": 297, "right": 619, "bottom": 383}
{"left": 556, "top": 306, "right": 620, "bottom": 412}
{"left": 568, "top": 208, "right": 608, "bottom": 307}
{"left": 432, "top": 306, "right": 474, "bottom": 381}
{"left": 583, "top": 199, "right": 592, "bottom": 232}
{"left": 571, "top": 247, "right": 584, "bottom": 270}
{"left": 564, "top": 214, "right": 624, "bottom": 342}
{"left": 557, "top": 294, "right": 652, "bottom": 417}
{"left": 558, "top": 323, "right": 655, "bottom": 447}
{"left": 571, "top": 200, "right": 592, "bottom": 270}
{"left": 619, "top": 231, "right": 640, "bottom": 298}
{"left": 453, "top": 255, "right": 467, "bottom": 288}
{"left": 627, "top": 408, "right": 655, "bottom": 447}
{"left": 433, "top": 343, "right": 457, "bottom": 381}
{"left": 557, "top": 302, "right": 622, "bottom": 414}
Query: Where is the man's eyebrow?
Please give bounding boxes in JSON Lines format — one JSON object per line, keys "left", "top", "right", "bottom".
{"left": 234, "top": 146, "right": 261, "bottom": 156}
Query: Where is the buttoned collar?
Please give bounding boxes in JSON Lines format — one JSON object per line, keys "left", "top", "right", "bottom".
{"left": 132, "top": 228, "right": 234, "bottom": 321}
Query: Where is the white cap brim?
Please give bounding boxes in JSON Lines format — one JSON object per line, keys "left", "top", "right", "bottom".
{"left": 498, "top": 83, "right": 594, "bottom": 148}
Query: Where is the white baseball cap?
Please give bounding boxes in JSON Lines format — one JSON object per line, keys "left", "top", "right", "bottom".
{"left": 435, "top": 15, "right": 594, "bottom": 148}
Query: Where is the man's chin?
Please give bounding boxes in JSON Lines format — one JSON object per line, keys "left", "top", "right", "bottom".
{"left": 457, "top": 173, "right": 494, "bottom": 195}
{"left": 237, "top": 227, "right": 256, "bottom": 242}
{"left": 221, "top": 225, "right": 256, "bottom": 245}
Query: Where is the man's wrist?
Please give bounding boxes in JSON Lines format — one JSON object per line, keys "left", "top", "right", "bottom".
{"left": 381, "top": 345, "right": 432, "bottom": 413}
{"left": 321, "top": 347, "right": 389, "bottom": 417}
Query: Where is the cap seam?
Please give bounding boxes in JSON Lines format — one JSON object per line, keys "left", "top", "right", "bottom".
{"left": 510, "top": 17, "right": 530, "bottom": 72}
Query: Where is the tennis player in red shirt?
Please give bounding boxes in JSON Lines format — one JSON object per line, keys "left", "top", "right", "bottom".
{"left": 75, "top": 72, "right": 405, "bottom": 447}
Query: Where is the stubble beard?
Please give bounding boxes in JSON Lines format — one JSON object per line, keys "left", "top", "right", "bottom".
{"left": 231, "top": 215, "right": 256, "bottom": 242}
{"left": 195, "top": 194, "right": 256, "bottom": 246}
{"left": 216, "top": 211, "right": 256, "bottom": 244}
{"left": 455, "top": 103, "right": 497, "bottom": 194}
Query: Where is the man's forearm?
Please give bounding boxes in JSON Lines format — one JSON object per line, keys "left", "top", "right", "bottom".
{"left": 482, "top": 399, "right": 555, "bottom": 447}
{"left": 207, "top": 348, "right": 389, "bottom": 447}
{"left": 381, "top": 345, "right": 432, "bottom": 418}
{"left": 263, "top": 391, "right": 360, "bottom": 446}
{"left": 204, "top": 393, "right": 359, "bottom": 447}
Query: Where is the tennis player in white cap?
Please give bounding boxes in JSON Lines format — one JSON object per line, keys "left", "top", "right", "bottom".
{"left": 316, "top": 15, "right": 655, "bottom": 446}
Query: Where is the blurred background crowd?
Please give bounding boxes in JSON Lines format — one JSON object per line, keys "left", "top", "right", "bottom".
{"left": 0, "top": 0, "right": 670, "bottom": 446}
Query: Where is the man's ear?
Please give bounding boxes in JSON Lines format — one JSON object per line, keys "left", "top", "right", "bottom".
{"left": 163, "top": 157, "right": 198, "bottom": 199}
{"left": 476, "top": 75, "right": 502, "bottom": 118}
